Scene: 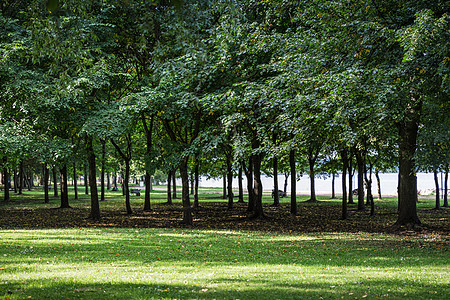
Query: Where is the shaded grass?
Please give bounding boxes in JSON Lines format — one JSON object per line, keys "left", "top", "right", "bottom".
{"left": 0, "top": 187, "right": 449, "bottom": 299}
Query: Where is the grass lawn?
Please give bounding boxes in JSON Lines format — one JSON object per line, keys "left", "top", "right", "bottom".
{"left": 0, "top": 187, "right": 449, "bottom": 299}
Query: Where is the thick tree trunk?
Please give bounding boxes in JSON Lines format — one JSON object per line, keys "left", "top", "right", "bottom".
{"left": 341, "top": 149, "right": 348, "bottom": 220}
{"left": 395, "top": 114, "right": 421, "bottom": 226}
{"left": 434, "top": 170, "right": 440, "bottom": 210}
{"left": 44, "top": 164, "right": 49, "bottom": 203}
{"left": 290, "top": 149, "right": 297, "bottom": 216}
{"left": 59, "top": 164, "right": 70, "bottom": 208}
{"left": 348, "top": 153, "right": 354, "bottom": 204}
{"left": 307, "top": 156, "right": 317, "bottom": 202}
{"left": 244, "top": 158, "right": 254, "bottom": 212}
{"left": 193, "top": 158, "right": 199, "bottom": 208}
{"left": 238, "top": 166, "right": 244, "bottom": 203}
{"left": 355, "top": 149, "right": 365, "bottom": 211}
{"left": 87, "top": 136, "right": 100, "bottom": 220}
{"left": 84, "top": 164, "right": 89, "bottom": 195}
{"left": 73, "top": 162, "right": 78, "bottom": 200}
{"left": 272, "top": 156, "right": 279, "bottom": 206}
{"left": 167, "top": 170, "right": 172, "bottom": 204}
{"left": 179, "top": 157, "right": 193, "bottom": 225}
{"left": 226, "top": 154, "right": 233, "bottom": 210}
{"left": 101, "top": 140, "right": 106, "bottom": 202}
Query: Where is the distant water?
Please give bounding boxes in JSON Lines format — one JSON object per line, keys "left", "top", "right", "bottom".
{"left": 180, "top": 172, "right": 445, "bottom": 196}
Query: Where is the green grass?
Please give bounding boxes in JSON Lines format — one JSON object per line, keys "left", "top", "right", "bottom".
{"left": 0, "top": 187, "right": 449, "bottom": 299}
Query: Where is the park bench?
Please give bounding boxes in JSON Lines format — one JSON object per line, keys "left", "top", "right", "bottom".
{"left": 130, "top": 188, "right": 141, "bottom": 196}
{"left": 271, "top": 189, "right": 287, "bottom": 198}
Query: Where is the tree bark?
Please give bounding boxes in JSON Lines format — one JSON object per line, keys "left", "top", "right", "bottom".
{"left": 375, "top": 170, "right": 382, "bottom": 199}
{"left": 395, "top": 109, "right": 421, "bottom": 226}
{"left": 172, "top": 169, "right": 177, "bottom": 199}
{"left": 100, "top": 140, "right": 106, "bottom": 202}
{"left": 331, "top": 173, "right": 336, "bottom": 199}
{"left": 273, "top": 156, "right": 280, "bottom": 206}
{"left": 444, "top": 167, "right": 448, "bottom": 207}
{"left": 124, "top": 159, "right": 132, "bottom": 214}
{"left": 18, "top": 161, "right": 23, "bottom": 195}
{"left": 307, "top": 155, "right": 317, "bottom": 202}
{"left": 283, "top": 173, "right": 289, "bottom": 194}
{"left": 290, "top": 149, "right": 297, "bottom": 216}
{"left": 87, "top": 136, "right": 100, "bottom": 220}
{"left": 252, "top": 151, "right": 264, "bottom": 219}
{"left": 179, "top": 157, "right": 193, "bottom": 225}
{"left": 73, "top": 162, "right": 78, "bottom": 200}
{"left": 222, "top": 174, "right": 227, "bottom": 200}
{"left": 84, "top": 164, "right": 89, "bottom": 195}
{"left": 59, "top": 164, "right": 70, "bottom": 208}
{"left": 355, "top": 149, "right": 365, "bottom": 211}
{"left": 167, "top": 169, "right": 172, "bottom": 204}
{"left": 193, "top": 157, "right": 199, "bottom": 208}
{"left": 3, "top": 159, "right": 10, "bottom": 202}
{"left": 53, "top": 167, "right": 58, "bottom": 197}
{"left": 44, "top": 164, "right": 49, "bottom": 203}
{"left": 341, "top": 149, "right": 348, "bottom": 220}
{"left": 347, "top": 153, "right": 354, "bottom": 204}
{"left": 434, "top": 170, "right": 440, "bottom": 210}
{"left": 238, "top": 166, "right": 244, "bottom": 203}
{"left": 226, "top": 153, "right": 233, "bottom": 210}
{"left": 107, "top": 171, "right": 111, "bottom": 190}
{"left": 244, "top": 158, "right": 254, "bottom": 212}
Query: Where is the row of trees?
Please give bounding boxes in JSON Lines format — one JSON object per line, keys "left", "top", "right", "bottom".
{"left": 1, "top": 0, "right": 449, "bottom": 226}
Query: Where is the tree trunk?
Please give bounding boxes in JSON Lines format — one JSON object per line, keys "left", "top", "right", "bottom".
{"left": 13, "top": 168, "right": 17, "bottom": 193}
{"left": 73, "top": 162, "right": 78, "bottom": 200}
{"left": 307, "top": 155, "right": 317, "bottom": 202}
{"left": 144, "top": 171, "right": 152, "bottom": 211}
{"left": 434, "top": 170, "right": 440, "bottom": 210}
{"left": 273, "top": 156, "right": 280, "bottom": 206}
{"left": 444, "top": 167, "right": 448, "bottom": 207}
{"left": 107, "top": 171, "right": 111, "bottom": 190}
{"left": 190, "top": 171, "right": 194, "bottom": 195}
{"left": 341, "top": 149, "right": 348, "bottom": 220}
{"left": 365, "top": 160, "right": 374, "bottom": 216}
{"left": 167, "top": 169, "right": 172, "bottom": 204}
{"left": 3, "top": 159, "right": 10, "bottom": 202}
{"left": 101, "top": 140, "right": 106, "bottom": 202}
{"left": 252, "top": 152, "right": 264, "bottom": 219}
{"left": 124, "top": 160, "right": 132, "bottom": 215}
{"left": 179, "top": 157, "right": 193, "bottom": 225}
{"left": 395, "top": 112, "right": 421, "bottom": 226}
{"left": 355, "top": 149, "right": 365, "bottom": 211}
{"left": 44, "top": 164, "right": 49, "bottom": 203}
{"left": 59, "top": 164, "right": 70, "bottom": 208}
{"left": 244, "top": 158, "right": 254, "bottom": 212}
{"left": 18, "top": 161, "right": 23, "bottom": 195}
{"left": 84, "top": 164, "right": 89, "bottom": 195}
{"left": 87, "top": 136, "right": 100, "bottom": 220}
{"left": 348, "top": 153, "right": 354, "bottom": 204}
{"left": 331, "top": 173, "right": 336, "bottom": 199}
{"left": 226, "top": 154, "right": 233, "bottom": 210}
{"left": 290, "top": 149, "right": 297, "bottom": 216}
{"left": 375, "top": 170, "right": 382, "bottom": 199}
{"left": 222, "top": 174, "right": 226, "bottom": 200}
{"left": 283, "top": 173, "right": 289, "bottom": 194}
{"left": 53, "top": 167, "right": 58, "bottom": 197}
{"left": 238, "top": 166, "right": 244, "bottom": 203}
{"left": 172, "top": 169, "right": 177, "bottom": 199}
{"left": 193, "top": 157, "right": 199, "bottom": 208}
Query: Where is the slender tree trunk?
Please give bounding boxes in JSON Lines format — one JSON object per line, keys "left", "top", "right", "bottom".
{"left": 3, "top": 160, "right": 10, "bottom": 202}
{"left": 238, "top": 166, "right": 244, "bottom": 203}
{"left": 290, "top": 149, "right": 297, "bottom": 216}
{"left": 444, "top": 167, "right": 448, "bottom": 207}
{"left": 53, "top": 167, "right": 58, "bottom": 197}
{"left": 226, "top": 154, "right": 233, "bottom": 210}
{"left": 167, "top": 170, "right": 172, "bottom": 204}
{"left": 172, "top": 169, "right": 177, "bottom": 199}
{"left": 18, "top": 161, "right": 23, "bottom": 195}
{"left": 341, "top": 149, "right": 348, "bottom": 220}
{"left": 107, "top": 171, "right": 111, "bottom": 190}
{"left": 101, "top": 140, "right": 106, "bottom": 202}
{"left": 13, "top": 168, "right": 17, "bottom": 193}
{"left": 375, "top": 170, "right": 382, "bottom": 199}
{"left": 73, "top": 162, "right": 78, "bottom": 200}
{"left": 355, "top": 149, "right": 365, "bottom": 211}
{"left": 252, "top": 152, "right": 264, "bottom": 219}
{"left": 273, "top": 156, "right": 279, "bottom": 206}
{"left": 190, "top": 171, "right": 194, "bottom": 195}
{"left": 84, "top": 164, "right": 89, "bottom": 195}
{"left": 179, "top": 157, "right": 193, "bottom": 225}
{"left": 307, "top": 155, "right": 317, "bottom": 202}
{"left": 244, "top": 158, "right": 254, "bottom": 212}
{"left": 222, "top": 174, "right": 226, "bottom": 199}
{"left": 284, "top": 173, "right": 289, "bottom": 194}
{"left": 365, "top": 159, "right": 374, "bottom": 216}
{"left": 59, "top": 164, "right": 70, "bottom": 208}
{"left": 395, "top": 109, "right": 421, "bottom": 226}
{"left": 124, "top": 160, "right": 132, "bottom": 215}
{"left": 87, "top": 136, "right": 100, "bottom": 220}
{"left": 434, "top": 170, "right": 440, "bottom": 210}
{"left": 193, "top": 157, "right": 199, "bottom": 208}
{"left": 348, "top": 153, "right": 354, "bottom": 204}
{"left": 44, "top": 164, "right": 49, "bottom": 203}
{"left": 331, "top": 173, "right": 336, "bottom": 199}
